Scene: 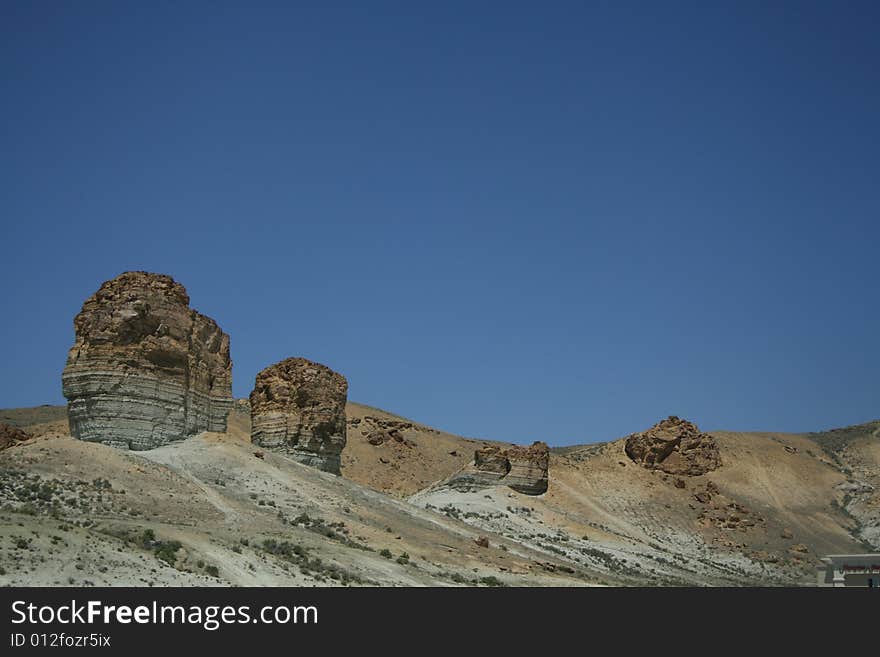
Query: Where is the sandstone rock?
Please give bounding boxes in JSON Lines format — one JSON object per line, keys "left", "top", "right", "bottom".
{"left": 445, "top": 442, "right": 549, "bottom": 495}
{"left": 698, "top": 498, "right": 765, "bottom": 532}
{"left": 364, "top": 428, "right": 412, "bottom": 447}
{"left": 624, "top": 416, "right": 721, "bottom": 476}
{"left": 357, "top": 416, "right": 417, "bottom": 448}
{"left": 836, "top": 480, "right": 875, "bottom": 494}
{"left": 366, "top": 431, "right": 386, "bottom": 446}
{"left": 250, "top": 357, "right": 347, "bottom": 474}
{"left": 693, "top": 481, "right": 719, "bottom": 504}
{"left": 751, "top": 550, "right": 779, "bottom": 564}
{"left": 61, "top": 272, "right": 233, "bottom": 450}
{"left": 0, "top": 423, "right": 30, "bottom": 450}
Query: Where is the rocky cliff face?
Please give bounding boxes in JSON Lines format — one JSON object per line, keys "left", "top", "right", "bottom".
{"left": 624, "top": 416, "right": 721, "bottom": 476}
{"left": 445, "top": 442, "right": 550, "bottom": 495}
{"left": 249, "top": 358, "right": 348, "bottom": 474}
{"left": 61, "top": 272, "right": 233, "bottom": 450}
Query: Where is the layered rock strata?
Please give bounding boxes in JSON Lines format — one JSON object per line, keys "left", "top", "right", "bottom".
{"left": 446, "top": 441, "right": 550, "bottom": 495}
{"left": 61, "top": 272, "right": 233, "bottom": 450}
{"left": 250, "top": 358, "right": 348, "bottom": 474}
{"left": 624, "top": 416, "right": 721, "bottom": 476}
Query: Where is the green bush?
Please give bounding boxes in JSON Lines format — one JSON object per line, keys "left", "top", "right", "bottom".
{"left": 155, "top": 541, "right": 182, "bottom": 566}
{"left": 140, "top": 528, "right": 156, "bottom": 547}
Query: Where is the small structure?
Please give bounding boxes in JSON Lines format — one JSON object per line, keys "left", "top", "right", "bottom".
{"left": 817, "top": 554, "right": 880, "bottom": 587}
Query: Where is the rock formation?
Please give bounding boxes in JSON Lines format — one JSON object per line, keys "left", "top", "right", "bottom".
{"left": 357, "top": 416, "right": 417, "bottom": 447}
{"left": 445, "top": 441, "right": 549, "bottom": 495}
{"left": 624, "top": 416, "right": 721, "bottom": 476}
{"left": 0, "top": 423, "right": 30, "bottom": 451}
{"left": 61, "top": 272, "right": 233, "bottom": 450}
{"left": 250, "top": 358, "right": 348, "bottom": 474}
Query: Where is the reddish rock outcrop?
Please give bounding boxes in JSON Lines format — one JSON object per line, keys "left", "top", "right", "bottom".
{"left": 357, "top": 417, "right": 417, "bottom": 448}
{"left": 624, "top": 416, "right": 721, "bottom": 476}
{"left": 250, "top": 358, "right": 348, "bottom": 474}
{"left": 61, "top": 272, "right": 233, "bottom": 449}
{"left": 0, "top": 423, "right": 30, "bottom": 451}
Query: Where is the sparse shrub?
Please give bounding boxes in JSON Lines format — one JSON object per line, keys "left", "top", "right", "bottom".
{"left": 140, "top": 528, "right": 156, "bottom": 547}
{"left": 440, "top": 505, "right": 461, "bottom": 519}
{"left": 478, "top": 576, "right": 505, "bottom": 587}
{"left": 155, "top": 540, "right": 182, "bottom": 566}
{"left": 37, "top": 483, "right": 55, "bottom": 501}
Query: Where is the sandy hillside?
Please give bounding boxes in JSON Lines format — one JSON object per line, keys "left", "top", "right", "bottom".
{"left": 2, "top": 404, "right": 877, "bottom": 586}
{"left": 1, "top": 401, "right": 498, "bottom": 499}
{"left": 411, "top": 428, "right": 879, "bottom": 586}
{"left": 0, "top": 426, "right": 593, "bottom": 587}
{"left": 215, "top": 400, "right": 508, "bottom": 498}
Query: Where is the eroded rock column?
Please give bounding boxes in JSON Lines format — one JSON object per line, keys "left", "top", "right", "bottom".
{"left": 61, "top": 271, "right": 233, "bottom": 449}
{"left": 250, "top": 357, "right": 348, "bottom": 474}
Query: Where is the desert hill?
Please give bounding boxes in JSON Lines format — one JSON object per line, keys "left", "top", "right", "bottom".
{"left": 0, "top": 396, "right": 504, "bottom": 499}
{"left": 0, "top": 416, "right": 586, "bottom": 587}
{"left": 1, "top": 403, "right": 877, "bottom": 586}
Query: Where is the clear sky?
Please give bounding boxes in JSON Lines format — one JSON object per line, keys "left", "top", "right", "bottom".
{"left": 1, "top": 1, "right": 878, "bottom": 445}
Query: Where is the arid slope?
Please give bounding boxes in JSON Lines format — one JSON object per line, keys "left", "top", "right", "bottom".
{"left": 411, "top": 427, "right": 878, "bottom": 585}
{"left": 0, "top": 427, "right": 589, "bottom": 587}
{"left": 1, "top": 404, "right": 877, "bottom": 586}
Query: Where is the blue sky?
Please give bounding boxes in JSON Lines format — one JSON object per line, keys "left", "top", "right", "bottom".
{"left": 1, "top": 1, "right": 878, "bottom": 445}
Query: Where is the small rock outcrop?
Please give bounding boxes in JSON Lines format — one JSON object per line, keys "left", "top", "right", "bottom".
{"left": 0, "top": 423, "right": 30, "bottom": 451}
{"left": 625, "top": 416, "right": 721, "bottom": 476}
{"left": 357, "top": 417, "right": 417, "bottom": 448}
{"left": 61, "top": 272, "right": 233, "bottom": 450}
{"left": 446, "top": 441, "right": 550, "bottom": 495}
{"left": 250, "top": 358, "right": 348, "bottom": 474}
